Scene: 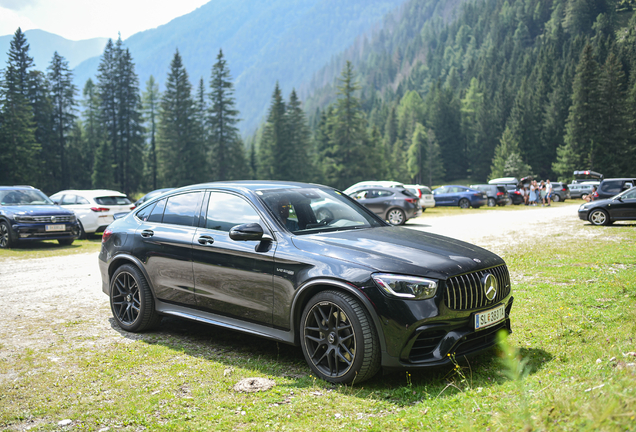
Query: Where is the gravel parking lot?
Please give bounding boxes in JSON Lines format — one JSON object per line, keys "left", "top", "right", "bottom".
{"left": 0, "top": 203, "right": 587, "bottom": 355}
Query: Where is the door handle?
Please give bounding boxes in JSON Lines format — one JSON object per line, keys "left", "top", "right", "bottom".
{"left": 141, "top": 229, "right": 154, "bottom": 238}
{"left": 198, "top": 235, "right": 214, "bottom": 245}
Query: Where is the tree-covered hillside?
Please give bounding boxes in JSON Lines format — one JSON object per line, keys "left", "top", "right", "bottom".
{"left": 72, "top": 0, "right": 408, "bottom": 134}
{"left": 301, "top": 0, "right": 636, "bottom": 184}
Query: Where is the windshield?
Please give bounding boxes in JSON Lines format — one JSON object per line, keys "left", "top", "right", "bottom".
{"left": 0, "top": 189, "right": 53, "bottom": 205}
{"left": 257, "top": 187, "right": 385, "bottom": 234}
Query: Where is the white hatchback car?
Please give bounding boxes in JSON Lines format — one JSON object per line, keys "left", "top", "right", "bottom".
{"left": 49, "top": 190, "right": 133, "bottom": 238}
{"left": 404, "top": 184, "right": 436, "bottom": 210}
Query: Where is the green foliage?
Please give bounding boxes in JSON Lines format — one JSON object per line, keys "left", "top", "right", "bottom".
{"left": 208, "top": 49, "right": 246, "bottom": 181}
{"left": 156, "top": 50, "right": 208, "bottom": 188}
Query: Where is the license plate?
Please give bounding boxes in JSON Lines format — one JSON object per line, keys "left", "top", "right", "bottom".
{"left": 45, "top": 224, "right": 66, "bottom": 232}
{"left": 475, "top": 304, "right": 506, "bottom": 330}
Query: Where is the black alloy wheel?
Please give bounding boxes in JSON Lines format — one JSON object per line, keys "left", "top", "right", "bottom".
{"left": 386, "top": 208, "right": 406, "bottom": 225}
{"left": 0, "top": 221, "right": 15, "bottom": 249}
{"left": 487, "top": 198, "right": 496, "bottom": 207}
{"left": 459, "top": 198, "right": 470, "bottom": 209}
{"left": 589, "top": 209, "right": 612, "bottom": 226}
{"left": 110, "top": 264, "right": 161, "bottom": 332}
{"left": 301, "top": 291, "right": 380, "bottom": 384}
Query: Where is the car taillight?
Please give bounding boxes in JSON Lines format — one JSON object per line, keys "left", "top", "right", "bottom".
{"left": 405, "top": 198, "right": 418, "bottom": 203}
{"left": 561, "top": 187, "right": 566, "bottom": 191}
{"left": 496, "top": 192, "right": 504, "bottom": 196}
{"left": 102, "top": 228, "right": 113, "bottom": 243}
{"left": 130, "top": 206, "right": 136, "bottom": 210}
{"left": 90, "top": 207, "right": 110, "bottom": 212}
{"left": 513, "top": 191, "right": 521, "bottom": 195}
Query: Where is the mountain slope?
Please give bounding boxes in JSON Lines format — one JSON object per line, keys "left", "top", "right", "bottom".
{"left": 0, "top": 29, "right": 108, "bottom": 70}
{"left": 72, "top": 0, "right": 407, "bottom": 134}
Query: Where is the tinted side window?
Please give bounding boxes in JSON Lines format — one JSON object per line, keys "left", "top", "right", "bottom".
{"left": 136, "top": 202, "right": 155, "bottom": 222}
{"left": 377, "top": 190, "right": 394, "bottom": 197}
{"left": 602, "top": 180, "right": 622, "bottom": 193}
{"left": 147, "top": 199, "right": 167, "bottom": 223}
{"left": 162, "top": 192, "right": 204, "bottom": 226}
{"left": 206, "top": 192, "right": 261, "bottom": 232}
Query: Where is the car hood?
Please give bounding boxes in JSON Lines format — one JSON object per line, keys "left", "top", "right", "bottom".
{"left": 291, "top": 226, "right": 504, "bottom": 280}
{"left": 1, "top": 205, "right": 74, "bottom": 216}
{"left": 582, "top": 198, "right": 614, "bottom": 208}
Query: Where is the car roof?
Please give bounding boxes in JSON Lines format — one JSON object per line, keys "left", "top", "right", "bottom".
{"left": 0, "top": 185, "right": 37, "bottom": 190}
{"left": 51, "top": 189, "right": 127, "bottom": 197}
{"left": 172, "top": 181, "right": 333, "bottom": 193}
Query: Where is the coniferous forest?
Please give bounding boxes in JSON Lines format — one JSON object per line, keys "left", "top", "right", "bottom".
{"left": 1, "top": 0, "right": 636, "bottom": 195}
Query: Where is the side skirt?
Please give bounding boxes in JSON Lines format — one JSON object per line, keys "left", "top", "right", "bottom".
{"left": 155, "top": 300, "right": 296, "bottom": 345}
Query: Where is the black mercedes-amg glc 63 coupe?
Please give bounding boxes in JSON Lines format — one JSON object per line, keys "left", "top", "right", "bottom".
{"left": 99, "top": 181, "right": 513, "bottom": 383}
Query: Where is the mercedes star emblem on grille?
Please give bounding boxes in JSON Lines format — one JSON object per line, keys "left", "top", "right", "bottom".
{"left": 482, "top": 273, "right": 498, "bottom": 301}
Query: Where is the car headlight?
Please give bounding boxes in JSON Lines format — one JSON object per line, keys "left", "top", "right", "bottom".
{"left": 579, "top": 203, "right": 590, "bottom": 211}
{"left": 372, "top": 273, "right": 438, "bottom": 300}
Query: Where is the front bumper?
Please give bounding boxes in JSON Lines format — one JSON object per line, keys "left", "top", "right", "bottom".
{"left": 578, "top": 209, "right": 590, "bottom": 221}
{"left": 12, "top": 221, "right": 80, "bottom": 241}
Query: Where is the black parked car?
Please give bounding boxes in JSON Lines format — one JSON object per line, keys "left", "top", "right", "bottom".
{"left": 470, "top": 184, "right": 510, "bottom": 207}
{"left": 595, "top": 178, "right": 636, "bottom": 200}
{"left": 346, "top": 186, "right": 421, "bottom": 225}
{"left": 0, "top": 186, "right": 80, "bottom": 248}
{"left": 578, "top": 186, "right": 636, "bottom": 226}
{"left": 99, "top": 181, "right": 513, "bottom": 383}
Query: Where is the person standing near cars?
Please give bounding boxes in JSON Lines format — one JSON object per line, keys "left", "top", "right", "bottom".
{"left": 529, "top": 181, "right": 537, "bottom": 206}
{"left": 545, "top": 179, "right": 552, "bottom": 206}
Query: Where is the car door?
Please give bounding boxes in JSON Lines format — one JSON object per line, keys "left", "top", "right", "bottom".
{"left": 433, "top": 186, "right": 449, "bottom": 205}
{"left": 610, "top": 189, "right": 636, "bottom": 219}
{"left": 133, "top": 191, "right": 204, "bottom": 306}
{"left": 191, "top": 191, "right": 277, "bottom": 325}
{"left": 350, "top": 189, "right": 385, "bottom": 216}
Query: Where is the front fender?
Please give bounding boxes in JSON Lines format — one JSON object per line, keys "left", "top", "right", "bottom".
{"left": 289, "top": 278, "right": 387, "bottom": 354}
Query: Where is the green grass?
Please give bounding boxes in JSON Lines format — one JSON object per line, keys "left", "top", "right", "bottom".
{"left": 0, "top": 236, "right": 102, "bottom": 260}
{"left": 1, "top": 220, "right": 635, "bottom": 430}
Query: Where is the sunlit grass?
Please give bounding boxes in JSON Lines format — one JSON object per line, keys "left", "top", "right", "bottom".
{"left": 0, "top": 236, "right": 102, "bottom": 260}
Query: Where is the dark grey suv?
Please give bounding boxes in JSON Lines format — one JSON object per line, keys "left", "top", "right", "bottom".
{"left": 470, "top": 184, "right": 510, "bottom": 207}
{"left": 99, "top": 181, "right": 513, "bottom": 384}
{"left": 346, "top": 186, "right": 421, "bottom": 225}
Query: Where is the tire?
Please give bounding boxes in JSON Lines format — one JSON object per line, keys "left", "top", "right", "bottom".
{"left": 0, "top": 220, "right": 15, "bottom": 249}
{"left": 386, "top": 208, "right": 406, "bottom": 225}
{"left": 589, "top": 209, "right": 612, "bottom": 226}
{"left": 487, "top": 198, "right": 496, "bottom": 207}
{"left": 58, "top": 238, "right": 74, "bottom": 246}
{"left": 552, "top": 194, "right": 561, "bottom": 202}
{"left": 300, "top": 290, "right": 380, "bottom": 384}
{"left": 77, "top": 221, "right": 87, "bottom": 240}
{"left": 459, "top": 199, "right": 470, "bottom": 209}
{"left": 110, "top": 264, "right": 161, "bottom": 332}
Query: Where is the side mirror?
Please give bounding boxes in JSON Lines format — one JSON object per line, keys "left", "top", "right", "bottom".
{"left": 229, "top": 223, "right": 267, "bottom": 241}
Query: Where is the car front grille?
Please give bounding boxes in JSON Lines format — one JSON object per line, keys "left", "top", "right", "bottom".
{"left": 15, "top": 215, "right": 76, "bottom": 223}
{"left": 444, "top": 265, "right": 511, "bottom": 310}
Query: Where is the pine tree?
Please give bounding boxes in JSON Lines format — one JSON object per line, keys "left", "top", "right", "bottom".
{"left": 94, "top": 37, "right": 145, "bottom": 194}
{"left": 286, "top": 89, "right": 316, "bottom": 182}
{"left": 560, "top": 43, "right": 601, "bottom": 171}
{"left": 28, "top": 70, "right": 54, "bottom": 190}
{"left": 141, "top": 76, "right": 160, "bottom": 190}
{"left": 208, "top": 49, "right": 246, "bottom": 181}
{"left": 257, "top": 82, "right": 286, "bottom": 179}
{"left": 157, "top": 50, "right": 207, "bottom": 187}
{"left": 47, "top": 51, "right": 77, "bottom": 190}
{"left": 82, "top": 79, "right": 104, "bottom": 188}
{"left": 323, "top": 61, "right": 370, "bottom": 189}
{"left": 0, "top": 28, "right": 39, "bottom": 185}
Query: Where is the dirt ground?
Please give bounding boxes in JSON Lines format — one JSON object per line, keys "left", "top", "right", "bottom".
{"left": 0, "top": 202, "right": 588, "bottom": 355}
